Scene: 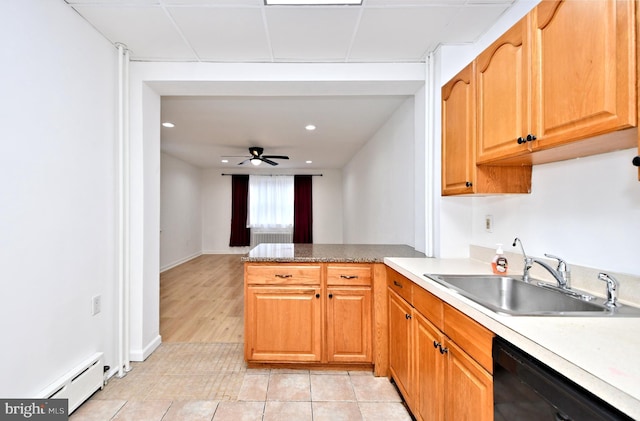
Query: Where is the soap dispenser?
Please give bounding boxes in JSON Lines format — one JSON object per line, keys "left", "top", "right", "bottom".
{"left": 492, "top": 244, "right": 508, "bottom": 274}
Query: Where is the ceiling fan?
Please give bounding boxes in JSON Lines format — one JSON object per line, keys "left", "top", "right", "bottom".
{"left": 231, "top": 147, "right": 290, "bottom": 166}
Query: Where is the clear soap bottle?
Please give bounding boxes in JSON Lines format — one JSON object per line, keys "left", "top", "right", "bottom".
{"left": 492, "top": 244, "right": 508, "bottom": 274}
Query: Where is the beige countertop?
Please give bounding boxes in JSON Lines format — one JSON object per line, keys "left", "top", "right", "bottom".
{"left": 242, "top": 243, "right": 425, "bottom": 263}
{"left": 385, "top": 257, "right": 640, "bottom": 420}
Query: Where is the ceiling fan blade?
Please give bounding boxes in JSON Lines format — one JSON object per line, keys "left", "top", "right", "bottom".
{"left": 262, "top": 155, "right": 289, "bottom": 160}
{"left": 238, "top": 158, "right": 252, "bottom": 165}
{"left": 261, "top": 157, "right": 279, "bottom": 166}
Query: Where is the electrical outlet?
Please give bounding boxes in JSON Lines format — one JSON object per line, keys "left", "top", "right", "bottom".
{"left": 92, "top": 295, "right": 102, "bottom": 316}
{"left": 485, "top": 215, "right": 493, "bottom": 232}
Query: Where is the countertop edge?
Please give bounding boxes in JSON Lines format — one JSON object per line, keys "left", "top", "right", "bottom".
{"left": 384, "top": 257, "right": 640, "bottom": 420}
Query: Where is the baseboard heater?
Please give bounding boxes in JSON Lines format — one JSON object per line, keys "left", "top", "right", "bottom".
{"left": 251, "top": 230, "right": 293, "bottom": 247}
{"left": 39, "top": 352, "right": 104, "bottom": 414}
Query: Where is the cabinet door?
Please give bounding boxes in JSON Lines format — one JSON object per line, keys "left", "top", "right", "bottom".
{"left": 245, "top": 286, "right": 322, "bottom": 362}
{"left": 326, "top": 287, "right": 372, "bottom": 363}
{"left": 442, "top": 62, "right": 476, "bottom": 195}
{"left": 444, "top": 339, "right": 493, "bottom": 421}
{"left": 414, "top": 312, "right": 444, "bottom": 421}
{"left": 531, "top": 0, "right": 635, "bottom": 149}
{"left": 476, "top": 15, "right": 532, "bottom": 163}
{"left": 388, "top": 289, "right": 414, "bottom": 405}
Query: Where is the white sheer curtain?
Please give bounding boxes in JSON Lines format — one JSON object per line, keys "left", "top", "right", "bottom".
{"left": 248, "top": 175, "right": 294, "bottom": 230}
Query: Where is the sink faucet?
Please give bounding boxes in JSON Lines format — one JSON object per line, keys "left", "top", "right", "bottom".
{"left": 531, "top": 256, "right": 571, "bottom": 289}
{"left": 512, "top": 238, "right": 570, "bottom": 288}
{"left": 598, "top": 273, "right": 619, "bottom": 308}
{"left": 512, "top": 237, "right": 533, "bottom": 282}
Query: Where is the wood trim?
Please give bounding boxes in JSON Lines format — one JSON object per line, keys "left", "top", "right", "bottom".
{"left": 373, "top": 263, "right": 389, "bottom": 377}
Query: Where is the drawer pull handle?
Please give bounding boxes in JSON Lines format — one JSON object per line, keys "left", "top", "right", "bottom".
{"left": 393, "top": 280, "right": 403, "bottom": 288}
{"left": 275, "top": 274, "right": 293, "bottom": 278}
{"left": 340, "top": 275, "right": 358, "bottom": 279}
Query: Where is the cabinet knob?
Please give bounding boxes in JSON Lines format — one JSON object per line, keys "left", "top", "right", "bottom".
{"left": 526, "top": 133, "right": 537, "bottom": 142}
{"left": 433, "top": 341, "right": 440, "bottom": 349}
{"left": 328, "top": 293, "right": 333, "bottom": 299}
{"left": 439, "top": 345, "right": 448, "bottom": 355}
{"left": 405, "top": 313, "right": 412, "bottom": 320}
{"left": 633, "top": 156, "right": 640, "bottom": 167}
{"left": 517, "top": 136, "right": 526, "bottom": 144}
{"left": 315, "top": 293, "right": 320, "bottom": 299}
{"left": 465, "top": 181, "right": 473, "bottom": 188}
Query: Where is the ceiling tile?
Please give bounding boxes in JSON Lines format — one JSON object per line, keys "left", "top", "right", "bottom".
{"left": 349, "top": 6, "right": 458, "bottom": 61}
{"left": 168, "top": 7, "right": 272, "bottom": 61}
{"left": 265, "top": 7, "right": 361, "bottom": 61}
{"left": 71, "top": 5, "right": 197, "bottom": 60}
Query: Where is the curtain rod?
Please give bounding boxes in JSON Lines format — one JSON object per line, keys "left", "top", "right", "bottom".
{"left": 221, "top": 173, "right": 323, "bottom": 177}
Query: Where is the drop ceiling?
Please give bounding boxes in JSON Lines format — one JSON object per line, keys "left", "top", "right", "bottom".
{"left": 66, "top": 0, "right": 515, "bottom": 169}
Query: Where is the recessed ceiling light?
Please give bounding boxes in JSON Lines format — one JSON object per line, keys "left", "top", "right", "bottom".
{"left": 221, "top": 159, "right": 229, "bottom": 163}
{"left": 162, "top": 122, "right": 175, "bottom": 128}
{"left": 266, "top": 0, "right": 362, "bottom": 5}
{"left": 305, "top": 124, "right": 316, "bottom": 131}
{"left": 306, "top": 160, "right": 313, "bottom": 164}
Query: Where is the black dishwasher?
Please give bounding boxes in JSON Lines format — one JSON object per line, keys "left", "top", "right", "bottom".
{"left": 493, "top": 336, "right": 633, "bottom": 421}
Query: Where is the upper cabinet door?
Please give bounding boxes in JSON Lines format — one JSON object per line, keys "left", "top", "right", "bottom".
{"left": 442, "top": 62, "right": 476, "bottom": 196}
{"left": 531, "top": 0, "right": 636, "bottom": 150}
{"left": 476, "top": 16, "right": 532, "bottom": 164}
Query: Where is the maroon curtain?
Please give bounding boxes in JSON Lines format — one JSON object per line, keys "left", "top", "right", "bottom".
{"left": 293, "top": 175, "right": 313, "bottom": 243}
{"left": 229, "top": 175, "right": 250, "bottom": 247}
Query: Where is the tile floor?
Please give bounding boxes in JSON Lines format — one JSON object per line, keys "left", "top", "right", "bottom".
{"left": 70, "top": 343, "right": 412, "bottom": 421}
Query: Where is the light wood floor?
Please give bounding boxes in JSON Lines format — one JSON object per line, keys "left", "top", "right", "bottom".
{"left": 160, "top": 254, "right": 245, "bottom": 343}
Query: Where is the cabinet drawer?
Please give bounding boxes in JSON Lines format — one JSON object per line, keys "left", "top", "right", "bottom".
{"left": 327, "top": 265, "right": 372, "bottom": 286}
{"left": 413, "top": 285, "right": 443, "bottom": 331}
{"left": 246, "top": 264, "right": 321, "bottom": 285}
{"left": 443, "top": 304, "right": 494, "bottom": 373}
{"left": 387, "top": 268, "right": 413, "bottom": 304}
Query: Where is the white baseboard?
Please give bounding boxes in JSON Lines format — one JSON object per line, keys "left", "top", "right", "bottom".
{"left": 129, "top": 335, "right": 162, "bottom": 362}
{"left": 160, "top": 252, "right": 202, "bottom": 273}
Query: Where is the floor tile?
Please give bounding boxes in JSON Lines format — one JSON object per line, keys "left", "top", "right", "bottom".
{"left": 351, "top": 375, "right": 402, "bottom": 402}
{"left": 266, "top": 373, "right": 311, "bottom": 401}
{"left": 238, "top": 374, "right": 269, "bottom": 401}
{"left": 212, "top": 401, "right": 264, "bottom": 421}
{"left": 312, "top": 401, "right": 363, "bottom": 421}
{"left": 70, "top": 399, "right": 126, "bottom": 421}
{"left": 111, "top": 400, "right": 171, "bottom": 421}
{"left": 263, "top": 401, "right": 312, "bottom": 421}
{"left": 359, "top": 402, "right": 413, "bottom": 421}
{"left": 310, "top": 374, "right": 356, "bottom": 401}
{"left": 162, "top": 400, "right": 219, "bottom": 421}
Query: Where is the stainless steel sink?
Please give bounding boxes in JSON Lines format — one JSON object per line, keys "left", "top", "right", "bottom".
{"left": 424, "top": 274, "right": 640, "bottom": 317}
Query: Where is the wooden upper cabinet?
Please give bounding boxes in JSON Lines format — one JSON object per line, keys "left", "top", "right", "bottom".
{"left": 442, "top": 62, "right": 476, "bottom": 195}
{"left": 476, "top": 15, "right": 532, "bottom": 163}
{"left": 531, "top": 0, "right": 636, "bottom": 152}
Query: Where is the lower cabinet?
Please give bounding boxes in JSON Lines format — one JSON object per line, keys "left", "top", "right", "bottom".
{"left": 245, "top": 286, "right": 323, "bottom": 362}
{"left": 245, "top": 263, "right": 373, "bottom": 365}
{"left": 388, "top": 268, "right": 494, "bottom": 421}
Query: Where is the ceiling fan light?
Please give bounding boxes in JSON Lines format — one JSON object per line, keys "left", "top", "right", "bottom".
{"left": 251, "top": 158, "right": 262, "bottom": 166}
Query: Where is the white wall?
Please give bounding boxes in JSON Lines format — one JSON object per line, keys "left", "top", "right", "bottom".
{"left": 0, "top": 1, "right": 117, "bottom": 396}
{"left": 160, "top": 153, "right": 202, "bottom": 271}
{"left": 343, "top": 97, "right": 416, "bottom": 246}
{"left": 435, "top": 0, "right": 640, "bottom": 279}
{"left": 471, "top": 148, "right": 640, "bottom": 276}
{"left": 201, "top": 168, "right": 344, "bottom": 254}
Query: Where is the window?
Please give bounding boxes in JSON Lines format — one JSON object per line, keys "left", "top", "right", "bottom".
{"left": 248, "top": 175, "right": 294, "bottom": 230}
